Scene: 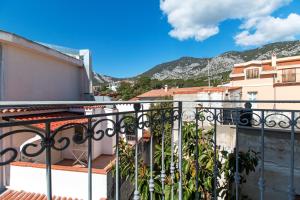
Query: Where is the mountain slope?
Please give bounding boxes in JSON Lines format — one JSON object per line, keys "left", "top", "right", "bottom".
{"left": 139, "top": 40, "right": 300, "bottom": 80}
{"left": 93, "top": 40, "right": 300, "bottom": 83}
{"left": 92, "top": 72, "right": 121, "bottom": 85}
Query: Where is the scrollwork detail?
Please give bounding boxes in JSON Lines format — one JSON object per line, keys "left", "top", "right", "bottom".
{"left": 0, "top": 129, "right": 46, "bottom": 166}
{"left": 92, "top": 118, "right": 117, "bottom": 139}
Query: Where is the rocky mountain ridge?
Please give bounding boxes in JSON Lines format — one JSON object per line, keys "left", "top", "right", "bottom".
{"left": 93, "top": 40, "right": 300, "bottom": 85}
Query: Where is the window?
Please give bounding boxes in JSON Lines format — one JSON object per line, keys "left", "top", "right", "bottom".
{"left": 246, "top": 68, "right": 259, "bottom": 79}
{"left": 247, "top": 92, "right": 257, "bottom": 101}
{"left": 247, "top": 92, "right": 257, "bottom": 108}
{"left": 282, "top": 68, "right": 296, "bottom": 83}
{"left": 74, "top": 125, "right": 85, "bottom": 143}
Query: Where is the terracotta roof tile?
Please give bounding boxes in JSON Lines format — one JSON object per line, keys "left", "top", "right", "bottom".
{"left": 10, "top": 112, "right": 88, "bottom": 131}
{"left": 0, "top": 105, "right": 105, "bottom": 114}
{"left": 0, "top": 189, "right": 80, "bottom": 200}
{"left": 136, "top": 86, "right": 241, "bottom": 98}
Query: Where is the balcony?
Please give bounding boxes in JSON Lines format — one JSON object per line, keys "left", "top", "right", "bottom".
{"left": 274, "top": 70, "right": 300, "bottom": 87}
{"left": 0, "top": 100, "right": 300, "bottom": 200}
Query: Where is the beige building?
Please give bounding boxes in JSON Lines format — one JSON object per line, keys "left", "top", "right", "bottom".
{"left": 230, "top": 54, "right": 300, "bottom": 109}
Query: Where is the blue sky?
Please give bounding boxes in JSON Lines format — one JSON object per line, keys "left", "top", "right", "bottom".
{"left": 0, "top": 0, "right": 300, "bottom": 78}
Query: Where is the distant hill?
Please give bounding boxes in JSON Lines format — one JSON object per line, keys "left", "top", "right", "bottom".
{"left": 93, "top": 40, "right": 300, "bottom": 85}
{"left": 92, "top": 72, "right": 122, "bottom": 85}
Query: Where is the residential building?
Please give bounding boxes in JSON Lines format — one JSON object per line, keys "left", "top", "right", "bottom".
{"left": 0, "top": 30, "right": 117, "bottom": 199}
{"left": 0, "top": 30, "right": 93, "bottom": 101}
{"left": 135, "top": 85, "right": 242, "bottom": 125}
{"left": 107, "top": 82, "right": 119, "bottom": 92}
{"left": 230, "top": 54, "right": 300, "bottom": 109}
{"left": 135, "top": 85, "right": 242, "bottom": 108}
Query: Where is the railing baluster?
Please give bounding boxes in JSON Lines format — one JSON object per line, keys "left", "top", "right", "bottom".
{"left": 195, "top": 108, "right": 200, "bottom": 199}
{"left": 133, "top": 103, "right": 140, "bottom": 200}
{"left": 161, "top": 111, "right": 166, "bottom": 200}
{"left": 178, "top": 101, "right": 183, "bottom": 200}
{"left": 288, "top": 111, "right": 295, "bottom": 200}
{"left": 213, "top": 108, "right": 218, "bottom": 200}
{"left": 0, "top": 128, "right": 4, "bottom": 191}
{"left": 234, "top": 109, "right": 240, "bottom": 199}
{"left": 45, "top": 122, "right": 52, "bottom": 200}
{"left": 115, "top": 114, "right": 120, "bottom": 200}
{"left": 258, "top": 111, "right": 265, "bottom": 200}
{"left": 170, "top": 110, "right": 175, "bottom": 200}
{"left": 87, "top": 118, "right": 93, "bottom": 200}
{"left": 149, "top": 111, "right": 154, "bottom": 200}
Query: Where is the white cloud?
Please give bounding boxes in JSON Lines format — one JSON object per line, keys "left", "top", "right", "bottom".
{"left": 235, "top": 13, "right": 300, "bottom": 46}
{"left": 160, "top": 0, "right": 298, "bottom": 45}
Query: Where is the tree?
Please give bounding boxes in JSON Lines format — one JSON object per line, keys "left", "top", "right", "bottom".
{"left": 116, "top": 109, "right": 259, "bottom": 199}
{"left": 117, "top": 82, "right": 134, "bottom": 100}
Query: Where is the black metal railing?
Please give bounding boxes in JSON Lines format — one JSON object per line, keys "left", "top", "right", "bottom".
{"left": 0, "top": 100, "right": 299, "bottom": 200}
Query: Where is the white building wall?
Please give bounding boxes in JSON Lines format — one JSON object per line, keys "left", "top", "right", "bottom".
{"left": 99, "top": 108, "right": 116, "bottom": 155}
{"left": 116, "top": 103, "right": 151, "bottom": 140}
{"left": 1, "top": 43, "right": 84, "bottom": 101}
{"left": 9, "top": 165, "right": 108, "bottom": 199}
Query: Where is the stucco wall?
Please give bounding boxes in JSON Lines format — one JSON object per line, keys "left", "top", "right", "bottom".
{"left": 216, "top": 125, "right": 300, "bottom": 199}
{"left": 9, "top": 165, "right": 108, "bottom": 199}
{"left": 231, "top": 78, "right": 275, "bottom": 109}
{"left": 1, "top": 43, "right": 83, "bottom": 101}
{"left": 273, "top": 85, "right": 300, "bottom": 109}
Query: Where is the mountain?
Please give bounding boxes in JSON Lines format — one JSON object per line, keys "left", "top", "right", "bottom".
{"left": 92, "top": 72, "right": 121, "bottom": 86}
{"left": 93, "top": 40, "right": 300, "bottom": 83}
{"left": 139, "top": 40, "right": 300, "bottom": 80}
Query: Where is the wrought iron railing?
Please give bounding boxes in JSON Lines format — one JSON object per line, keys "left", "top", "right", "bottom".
{"left": 0, "top": 100, "right": 299, "bottom": 200}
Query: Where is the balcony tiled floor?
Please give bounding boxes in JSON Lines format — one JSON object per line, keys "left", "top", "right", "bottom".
{"left": 56, "top": 154, "right": 115, "bottom": 171}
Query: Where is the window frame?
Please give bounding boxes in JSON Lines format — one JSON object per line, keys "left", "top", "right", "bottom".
{"left": 282, "top": 68, "right": 296, "bottom": 83}
{"left": 245, "top": 67, "right": 260, "bottom": 79}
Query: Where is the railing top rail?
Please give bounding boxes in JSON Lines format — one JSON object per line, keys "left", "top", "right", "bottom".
{"left": 1, "top": 99, "right": 300, "bottom": 108}
{"left": 0, "top": 100, "right": 177, "bottom": 108}
{"left": 189, "top": 100, "right": 300, "bottom": 103}
{"left": 0, "top": 107, "right": 177, "bottom": 128}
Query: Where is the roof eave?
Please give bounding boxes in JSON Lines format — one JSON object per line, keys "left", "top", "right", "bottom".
{"left": 0, "top": 30, "right": 84, "bottom": 66}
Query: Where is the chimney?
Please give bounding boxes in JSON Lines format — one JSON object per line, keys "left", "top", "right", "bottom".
{"left": 164, "top": 85, "right": 168, "bottom": 92}
{"left": 272, "top": 52, "right": 277, "bottom": 67}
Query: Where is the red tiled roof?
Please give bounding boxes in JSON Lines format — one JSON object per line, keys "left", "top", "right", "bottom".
{"left": 0, "top": 105, "right": 104, "bottom": 114}
{"left": 10, "top": 112, "right": 88, "bottom": 131}
{"left": 128, "top": 97, "right": 140, "bottom": 101}
{"left": 136, "top": 86, "right": 241, "bottom": 98}
{"left": 0, "top": 189, "right": 80, "bottom": 200}
{"left": 137, "top": 87, "right": 208, "bottom": 98}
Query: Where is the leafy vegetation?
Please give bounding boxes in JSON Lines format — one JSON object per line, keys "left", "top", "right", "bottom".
{"left": 115, "top": 104, "right": 259, "bottom": 199}
{"left": 98, "top": 72, "right": 230, "bottom": 100}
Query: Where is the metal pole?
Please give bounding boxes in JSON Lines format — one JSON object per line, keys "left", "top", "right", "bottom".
{"left": 258, "top": 111, "right": 265, "bottom": 200}
{"left": 133, "top": 103, "right": 140, "bottom": 200}
{"left": 45, "top": 122, "right": 52, "bottom": 200}
{"left": 115, "top": 114, "right": 120, "bottom": 200}
{"left": 0, "top": 128, "right": 4, "bottom": 192}
{"left": 195, "top": 108, "right": 200, "bottom": 199}
{"left": 234, "top": 109, "right": 240, "bottom": 199}
{"left": 288, "top": 111, "right": 295, "bottom": 200}
{"left": 161, "top": 111, "right": 166, "bottom": 200}
{"left": 88, "top": 118, "right": 93, "bottom": 200}
{"left": 170, "top": 110, "right": 175, "bottom": 200}
{"left": 213, "top": 108, "right": 218, "bottom": 199}
{"left": 178, "top": 101, "right": 183, "bottom": 200}
{"left": 149, "top": 117, "right": 154, "bottom": 200}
